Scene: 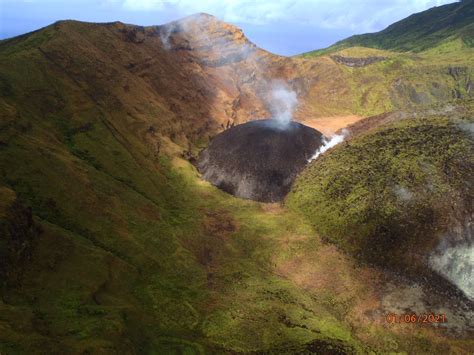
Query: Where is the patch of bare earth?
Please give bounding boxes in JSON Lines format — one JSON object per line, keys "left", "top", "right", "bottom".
{"left": 273, "top": 239, "right": 383, "bottom": 324}
{"left": 182, "top": 210, "right": 238, "bottom": 290}
{"left": 298, "top": 115, "right": 364, "bottom": 136}
{"left": 259, "top": 202, "right": 284, "bottom": 214}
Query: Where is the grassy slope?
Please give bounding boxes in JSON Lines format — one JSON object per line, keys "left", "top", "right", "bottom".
{"left": 296, "top": 1, "right": 474, "bottom": 118}
{"left": 0, "top": 20, "right": 473, "bottom": 354}
{"left": 298, "top": 44, "right": 474, "bottom": 118}
{"left": 0, "top": 22, "right": 370, "bottom": 354}
{"left": 287, "top": 103, "right": 474, "bottom": 275}
{"left": 302, "top": 0, "right": 474, "bottom": 56}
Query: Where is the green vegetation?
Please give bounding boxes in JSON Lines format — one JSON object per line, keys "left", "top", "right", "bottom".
{"left": 298, "top": 0, "right": 474, "bottom": 118}
{"left": 302, "top": 0, "right": 474, "bottom": 56}
{"left": 0, "top": 21, "right": 368, "bottom": 353}
{"left": 0, "top": 188, "right": 41, "bottom": 285}
{"left": 287, "top": 106, "right": 474, "bottom": 273}
{"left": 299, "top": 46, "right": 474, "bottom": 117}
{"left": 1, "top": 9, "right": 474, "bottom": 353}
{"left": 0, "top": 105, "right": 369, "bottom": 352}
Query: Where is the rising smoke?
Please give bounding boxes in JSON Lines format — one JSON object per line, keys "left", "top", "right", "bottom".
{"left": 158, "top": 16, "right": 199, "bottom": 50}
{"left": 308, "top": 129, "right": 348, "bottom": 162}
{"left": 429, "top": 218, "right": 474, "bottom": 301}
{"left": 430, "top": 242, "right": 474, "bottom": 301}
{"left": 393, "top": 185, "right": 413, "bottom": 202}
{"left": 269, "top": 82, "right": 298, "bottom": 128}
{"left": 159, "top": 24, "right": 175, "bottom": 50}
{"left": 458, "top": 121, "right": 474, "bottom": 138}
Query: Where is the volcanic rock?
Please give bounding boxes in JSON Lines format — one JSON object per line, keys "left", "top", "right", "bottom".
{"left": 198, "top": 120, "right": 324, "bottom": 202}
{"left": 330, "top": 55, "right": 387, "bottom": 67}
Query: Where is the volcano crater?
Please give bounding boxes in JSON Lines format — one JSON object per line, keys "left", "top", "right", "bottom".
{"left": 197, "top": 119, "right": 324, "bottom": 202}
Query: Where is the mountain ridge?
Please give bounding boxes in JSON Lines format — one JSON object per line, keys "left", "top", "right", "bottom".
{"left": 1, "top": 12, "right": 472, "bottom": 123}
{"left": 302, "top": 0, "right": 474, "bottom": 56}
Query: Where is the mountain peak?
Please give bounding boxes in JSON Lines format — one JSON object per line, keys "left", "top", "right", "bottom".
{"left": 162, "top": 12, "right": 243, "bottom": 38}
{"left": 157, "top": 13, "right": 257, "bottom": 59}
{"left": 182, "top": 12, "right": 216, "bottom": 20}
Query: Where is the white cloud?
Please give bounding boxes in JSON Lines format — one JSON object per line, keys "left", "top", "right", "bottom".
{"left": 122, "top": 0, "right": 167, "bottom": 11}
{"left": 116, "top": 0, "right": 457, "bottom": 31}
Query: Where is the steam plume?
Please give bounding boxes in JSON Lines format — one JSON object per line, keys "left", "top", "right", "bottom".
{"left": 458, "top": 121, "right": 474, "bottom": 138}
{"left": 269, "top": 83, "right": 298, "bottom": 127}
{"left": 429, "top": 241, "right": 474, "bottom": 301}
{"left": 429, "top": 218, "right": 473, "bottom": 301}
{"left": 393, "top": 185, "right": 413, "bottom": 202}
{"left": 308, "top": 129, "right": 348, "bottom": 162}
{"left": 160, "top": 23, "right": 176, "bottom": 50}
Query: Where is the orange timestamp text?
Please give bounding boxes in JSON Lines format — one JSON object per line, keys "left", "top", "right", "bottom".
{"left": 385, "top": 313, "right": 447, "bottom": 324}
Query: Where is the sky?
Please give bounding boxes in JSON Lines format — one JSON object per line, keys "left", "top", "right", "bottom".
{"left": 0, "top": 0, "right": 456, "bottom": 56}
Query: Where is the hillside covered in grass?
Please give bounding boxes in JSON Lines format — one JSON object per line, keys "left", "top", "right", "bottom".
{"left": 295, "top": 0, "right": 474, "bottom": 117}
{"left": 287, "top": 103, "right": 474, "bottom": 280}
{"left": 0, "top": 24, "right": 367, "bottom": 351}
{"left": 297, "top": 44, "right": 473, "bottom": 118}
{"left": 302, "top": 0, "right": 474, "bottom": 56}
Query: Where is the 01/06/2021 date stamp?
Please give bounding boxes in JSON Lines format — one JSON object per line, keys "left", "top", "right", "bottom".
{"left": 385, "top": 313, "right": 447, "bottom": 324}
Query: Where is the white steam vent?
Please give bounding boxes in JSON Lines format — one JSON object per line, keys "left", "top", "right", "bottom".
{"left": 429, "top": 219, "right": 474, "bottom": 301}
{"left": 269, "top": 84, "right": 298, "bottom": 128}
{"left": 308, "top": 129, "right": 348, "bottom": 162}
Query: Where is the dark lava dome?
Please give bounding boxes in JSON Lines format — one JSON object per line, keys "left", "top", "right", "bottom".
{"left": 197, "top": 119, "right": 325, "bottom": 202}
